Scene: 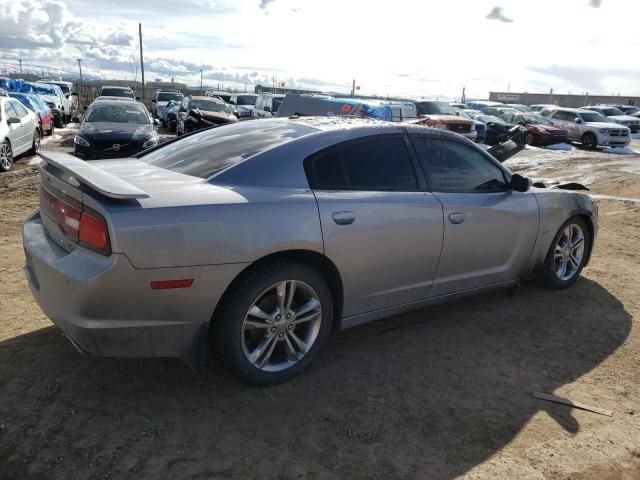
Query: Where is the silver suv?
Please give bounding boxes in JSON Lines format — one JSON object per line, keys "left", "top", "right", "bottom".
{"left": 1, "top": 96, "right": 41, "bottom": 171}
{"left": 547, "top": 108, "right": 630, "bottom": 149}
{"left": 581, "top": 106, "right": 640, "bottom": 133}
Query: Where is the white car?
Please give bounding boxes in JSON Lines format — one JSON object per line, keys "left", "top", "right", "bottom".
{"left": 252, "top": 93, "right": 285, "bottom": 118}
{"left": 0, "top": 96, "right": 41, "bottom": 171}
{"left": 151, "top": 90, "right": 184, "bottom": 118}
{"left": 547, "top": 108, "right": 630, "bottom": 149}
{"left": 581, "top": 106, "right": 640, "bottom": 134}
{"left": 38, "top": 79, "right": 77, "bottom": 109}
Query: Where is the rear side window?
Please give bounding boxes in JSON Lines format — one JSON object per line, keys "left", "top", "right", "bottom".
{"left": 306, "top": 136, "right": 418, "bottom": 191}
{"left": 141, "top": 121, "right": 315, "bottom": 178}
{"left": 413, "top": 137, "right": 507, "bottom": 193}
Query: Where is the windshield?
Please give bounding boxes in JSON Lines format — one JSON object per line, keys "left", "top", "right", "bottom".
{"left": 455, "top": 110, "right": 472, "bottom": 119}
{"left": 158, "top": 92, "right": 183, "bottom": 102}
{"left": 273, "top": 97, "right": 284, "bottom": 111}
{"left": 101, "top": 88, "right": 134, "bottom": 98}
{"left": 578, "top": 112, "right": 608, "bottom": 123}
{"left": 85, "top": 104, "right": 150, "bottom": 124}
{"left": 47, "top": 83, "right": 70, "bottom": 94}
{"left": 599, "top": 107, "right": 624, "bottom": 116}
{"left": 621, "top": 106, "right": 639, "bottom": 114}
{"left": 236, "top": 95, "right": 257, "bottom": 106}
{"left": 19, "top": 83, "right": 57, "bottom": 95}
{"left": 140, "top": 121, "right": 314, "bottom": 178}
{"left": 478, "top": 115, "right": 505, "bottom": 124}
{"left": 520, "top": 115, "right": 553, "bottom": 125}
{"left": 415, "top": 102, "right": 456, "bottom": 115}
{"left": 189, "top": 100, "right": 231, "bottom": 113}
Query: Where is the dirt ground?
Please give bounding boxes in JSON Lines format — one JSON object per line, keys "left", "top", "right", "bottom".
{"left": 1, "top": 130, "right": 640, "bottom": 480}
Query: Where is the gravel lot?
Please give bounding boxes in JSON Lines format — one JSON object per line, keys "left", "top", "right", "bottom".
{"left": 1, "top": 128, "right": 639, "bottom": 479}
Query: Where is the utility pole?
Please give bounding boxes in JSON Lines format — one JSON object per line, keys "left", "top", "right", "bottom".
{"left": 461, "top": 86, "right": 466, "bottom": 103}
{"left": 200, "top": 69, "right": 203, "bottom": 93}
{"left": 139, "top": 23, "right": 145, "bottom": 103}
{"left": 77, "top": 59, "right": 83, "bottom": 105}
{"left": 351, "top": 79, "right": 356, "bottom": 98}
{"left": 18, "top": 59, "right": 22, "bottom": 75}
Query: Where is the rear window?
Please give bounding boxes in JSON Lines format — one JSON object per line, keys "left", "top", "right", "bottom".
{"left": 140, "top": 121, "right": 315, "bottom": 178}
{"left": 158, "top": 92, "right": 183, "bottom": 102}
{"left": 101, "top": 88, "right": 134, "bottom": 98}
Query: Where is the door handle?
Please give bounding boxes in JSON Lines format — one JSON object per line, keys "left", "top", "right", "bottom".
{"left": 332, "top": 211, "right": 356, "bottom": 225}
{"left": 449, "top": 212, "right": 465, "bottom": 224}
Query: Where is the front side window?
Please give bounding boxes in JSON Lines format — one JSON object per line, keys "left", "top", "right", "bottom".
{"left": 3, "top": 102, "right": 18, "bottom": 119}
{"left": 578, "top": 112, "right": 607, "bottom": 123}
{"left": 307, "top": 136, "right": 418, "bottom": 191}
{"left": 272, "top": 97, "right": 284, "bottom": 112}
{"left": 413, "top": 137, "right": 507, "bottom": 193}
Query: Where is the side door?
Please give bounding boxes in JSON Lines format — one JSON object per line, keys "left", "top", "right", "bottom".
{"left": 4, "top": 101, "right": 30, "bottom": 152}
{"left": 411, "top": 136, "right": 539, "bottom": 297}
{"left": 307, "top": 134, "right": 445, "bottom": 318}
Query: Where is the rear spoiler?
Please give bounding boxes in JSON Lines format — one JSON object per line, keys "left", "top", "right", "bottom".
{"left": 38, "top": 150, "right": 150, "bottom": 199}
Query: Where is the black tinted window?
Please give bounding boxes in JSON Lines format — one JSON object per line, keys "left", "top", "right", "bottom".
{"left": 141, "top": 121, "right": 315, "bottom": 178}
{"left": 413, "top": 137, "right": 506, "bottom": 192}
{"left": 309, "top": 136, "right": 417, "bottom": 191}
{"left": 101, "top": 88, "right": 134, "bottom": 98}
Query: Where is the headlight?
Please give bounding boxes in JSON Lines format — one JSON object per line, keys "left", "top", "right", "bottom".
{"left": 143, "top": 138, "right": 158, "bottom": 148}
{"left": 599, "top": 129, "right": 610, "bottom": 134}
{"left": 74, "top": 135, "right": 90, "bottom": 147}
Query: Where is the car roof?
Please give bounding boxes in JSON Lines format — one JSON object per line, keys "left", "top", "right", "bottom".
{"left": 101, "top": 85, "right": 133, "bottom": 90}
{"left": 88, "top": 99, "right": 146, "bottom": 109}
{"left": 189, "top": 95, "right": 222, "bottom": 102}
{"left": 94, "top": 96, "right": 137, "bottom": 102}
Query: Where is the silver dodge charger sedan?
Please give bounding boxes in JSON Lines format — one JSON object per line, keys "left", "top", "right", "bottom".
{"left": 23, "top": 118, "right": 597, "bottom": 384}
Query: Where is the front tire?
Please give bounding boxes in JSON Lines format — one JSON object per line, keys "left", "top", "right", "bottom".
{"left": 215, "top": 260, "right": 334, "bottom": 385}
{"left": 540, "top": 217, "right": 590, "bottom": 289}
{"left": 524, "top": 132, "right": 535, "bottom": 145}
{"left": 0, "top": 140, "right": 13, "bottom": 172}
{"left": 581, "top": 132, "right": 598, "bottom": 150}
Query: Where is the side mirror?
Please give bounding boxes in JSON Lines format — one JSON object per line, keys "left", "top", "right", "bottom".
{"left": 65, "top": 93, "right": 70, "bottom": 98}
{"left": 263, "top": 106, "right": 271, "bottom": 113}
{"left": 153, "top": 118, "right": 160, "bottom": 126}
{"left": 510, "top": 173, "right": 531, "bottom": 192}
{"left": 574, "top": 117, "right": 582, "bottom": 124}
{"left": 70, "top": 92, "right": 78, "bottom": 96}
{"left": 135, "top": 96, "right": 140, "bottom": 101}
{"left": 152, "top": 99, "right": 157, "bottom": 103}
{"left": 7, "top": 117, "right": 20, "bottom": 124}
{"left": 71, "top": 116, "right": 80, "bottom": 123}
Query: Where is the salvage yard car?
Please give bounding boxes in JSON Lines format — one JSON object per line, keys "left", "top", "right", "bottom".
{"left": 229, "top": 93, "right": 258, "bottom": 118}
{"left": 99, "top": 85, "right": 135, "bottom": 100}
{"left": 1, "top": 95, "right": 41, "bottom": 171}
{"left": 176, "top": 95, "right": 237, "bottom": 135}
{"left": 546, "top": 108, "right": 630, "bottom": 149}
{"left": 413, "top": 101, "right": 477, "bottom": 141}
{"left": 151, "top": 90, "right": 184, "bottom": 118}
{"left": 9, "top": 92, "right": 55, "bottom": 136}
{"left": 24, "top": 117, "right": 598, "bottom": 385}
{"left": 18, "top": 82, "right": 69, "bottom": 127}
{"left": 72, "top": 99, "right": 158, "bottom": 159}
{"left": 581, "top": 106, "right": 640, "bottom": 133}
{"left": 501, "top": 112, "right": 568, "bottom": 146}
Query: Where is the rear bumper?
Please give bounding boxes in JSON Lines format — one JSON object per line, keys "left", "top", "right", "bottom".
{"left": 23, "top": 210, "right": 247, "bottom": 367}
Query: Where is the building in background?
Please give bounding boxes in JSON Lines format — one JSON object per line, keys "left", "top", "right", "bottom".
{"left": 489, "top": 91, "right": 639, "bottom": 108}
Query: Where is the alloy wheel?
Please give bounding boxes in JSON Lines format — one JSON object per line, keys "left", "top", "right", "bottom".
{"left": 33, "top": 133, "right": 41, "bottom": 153}
{"left": 0, "top": 143, "right": 12, "bottom": 171}
{"left": 553, "top": 223, "right": 585, "bottom": 281}
{"left": 241, "top": 280, "right": 322, "bottom": 372}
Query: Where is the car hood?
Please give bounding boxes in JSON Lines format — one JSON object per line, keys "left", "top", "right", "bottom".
{"left": 420, "top": 114, "right": 472, "bottom": 123}
{"left": 79, "top": 122, "right": 155, "bottom": 140}
{"left": 585, "top": 121, "right": 630, "bottom": 130}
{"left": 607, "top": 115, "right": 639, "bottom": 122}
{"left": 235, "top": 105, "right": 255, "bottom": 111}
{"left": 190, "top": 109, "right": 238, "bottom": 123}
{"left": 38, "top": 94, "right": 60, "bottom": 105}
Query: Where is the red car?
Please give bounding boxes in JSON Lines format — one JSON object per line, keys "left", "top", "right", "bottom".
{"left": 502, "top": 112, "right": 567, "bottom": 146}
{"left": 8, "top": 92, "right": 55, "bottom": 136}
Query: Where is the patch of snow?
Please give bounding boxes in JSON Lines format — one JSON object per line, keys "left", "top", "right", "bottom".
{"left": 630, "top": 132, "right": 640, "bottom": 140}
{"left": 28, "top": 156, "right": 43, "bottom": 166}
{"left": 543, "top": 143, "right": 573, "bottom": 151}
{"left": 42, "top": 134, "right": 63, "bottom": 144}
{"left": 600, "top": 146, "right": 640, "bottom": 155}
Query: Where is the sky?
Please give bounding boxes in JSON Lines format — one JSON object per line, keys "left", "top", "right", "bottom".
{"left": 1, "top": 0, "right": 639, "bottom": 99}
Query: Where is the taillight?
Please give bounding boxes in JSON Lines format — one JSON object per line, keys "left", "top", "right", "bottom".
{"left": 79, "top": 211, "right": 110, "bottom": 253}
{"left": 42, "top": 188, "right": 110, "bottom": 255}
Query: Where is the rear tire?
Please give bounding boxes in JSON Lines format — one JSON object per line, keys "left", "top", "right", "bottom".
{"left": 215, "top": 260, "right": 334, "bottom": 385}
{"left": 540, "top": 217, "right": 591, "bottom": 289}
{"left": 48, "top": 124, "right": 55, "bottom": 136}
{"left": 0, "top": 140, "right": 13, "bottom": 172}
{"left": 581, "top": 132, "right": 597, "bottom": 150}
{"left": 29, "top": 130, "right": 41, "bottom": 155}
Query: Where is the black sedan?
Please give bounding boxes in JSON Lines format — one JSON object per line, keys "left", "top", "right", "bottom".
{"left": 73, "top": 101, "right": 159, "bottom": 160}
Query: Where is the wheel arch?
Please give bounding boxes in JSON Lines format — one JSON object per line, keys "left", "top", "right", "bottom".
{"left": 211, "top": 249, "right": 344, "bottom": 331}
{"left": 571, "top": 211, "right": 595, "bottom": 266}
